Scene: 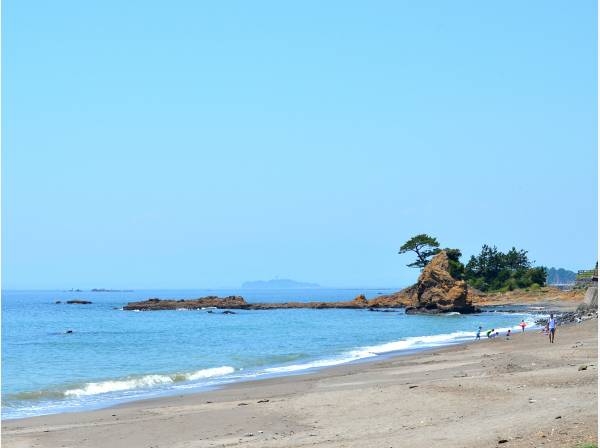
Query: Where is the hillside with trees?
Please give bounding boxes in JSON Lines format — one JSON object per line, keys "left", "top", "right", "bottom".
{"left": 463, "top": 245, "right": 546, "bottom": 292}
{"left": 399, "top": 235, "right": 547, "bottom": 293}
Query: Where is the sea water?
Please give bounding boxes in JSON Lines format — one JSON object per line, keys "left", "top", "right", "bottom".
{"left": 1, "top": 289, "right": 538, "bottom": 419}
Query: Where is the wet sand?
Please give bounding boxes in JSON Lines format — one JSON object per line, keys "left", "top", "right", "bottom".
{"left": 2, "top": 320, "right": 597, "bottom": 448}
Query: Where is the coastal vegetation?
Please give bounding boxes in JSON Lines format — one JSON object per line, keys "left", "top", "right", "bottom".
{"left": 463, "top": 245, "right": 547, "bottom": 292}
{"left": 399, "top": 235, "right": 547, "bottom": 293}
{"left": 397, "top": 234, "right": 441, "bottom": 268}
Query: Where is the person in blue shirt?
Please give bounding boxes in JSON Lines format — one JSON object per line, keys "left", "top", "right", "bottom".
{"left": 548, "top": 314, "right": 557, "bottom": 343}
{"left": 476, "top": 326, "right": 482, "bottom": 340}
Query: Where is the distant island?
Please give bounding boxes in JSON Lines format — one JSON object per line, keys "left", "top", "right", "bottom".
{"left": 241, "top": 279, "right": 320, "bottom": 289}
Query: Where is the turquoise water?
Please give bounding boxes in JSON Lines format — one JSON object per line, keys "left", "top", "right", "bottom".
{"left": 2, "top": 289, "right": 536, "bottom": 419}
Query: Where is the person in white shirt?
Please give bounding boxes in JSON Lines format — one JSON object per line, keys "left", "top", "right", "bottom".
{"left": 548, "top": 314, "right": 557, "bottom": 343}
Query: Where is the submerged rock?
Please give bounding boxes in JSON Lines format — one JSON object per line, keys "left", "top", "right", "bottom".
{"left": 66, "top": 300, "right": 92, "bottom": 305}
{"left": 404, "top": 251, "right": 478, "bottom": 314}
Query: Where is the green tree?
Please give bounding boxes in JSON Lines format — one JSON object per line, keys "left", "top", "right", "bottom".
{"left": 503, "top": 247, "right": 531, "bottom": 271}
{"left": 464, "top": 244, "right": 546, "bottom": 292}
{"left": 443, "top": 248, "right": 464, "bottom": 280}
{"left": 398, "top": 234, "right": 440, "bottom": 269}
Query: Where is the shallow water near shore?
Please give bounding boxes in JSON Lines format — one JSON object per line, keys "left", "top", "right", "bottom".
{"left": 2, "top": 289, "right": 538, "bottom": 419}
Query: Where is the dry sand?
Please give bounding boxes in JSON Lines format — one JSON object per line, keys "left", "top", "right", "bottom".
{"left": 2, "top": 320, "right": 597, "bottom": 448}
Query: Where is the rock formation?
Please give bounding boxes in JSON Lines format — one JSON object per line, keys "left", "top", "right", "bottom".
{"left": 123, "top": 293, "right": 408, "bottom": 311}
{"left": 405, "top": 251, "right": 478, "bottom": 314}
{"left": 368, "top": 286, "right": 414, "bottom": 308}
{"left": 123, "top": 296, "right": 247, "bottom": 310}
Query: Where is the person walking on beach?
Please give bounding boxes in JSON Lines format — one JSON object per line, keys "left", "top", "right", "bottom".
{"left": 486, "top": 328, "right": 495, "bottom": 338}
{"left": 476, "top": 326, "right": 482, "bottom": 340}
{"left": 519, "top": 320, "right": 526, "bottom": 333}
{"left": 548, "top": 314, "right": 557, "bottom": 343}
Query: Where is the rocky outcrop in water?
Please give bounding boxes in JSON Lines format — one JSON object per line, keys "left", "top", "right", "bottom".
{"left": 66, "top": 300, "right": 92, "bottom": 305}
{"left": 405, "top": 251, "right": 478, "bottom": 314}
{"left": 123, "top": 293, "right": 408, "bottom": 311}
{"left": 367, "top": 287, "right": 414, "bottom": 308}
{"left": 123, "top": 296, "right": 246, "bottom": 310}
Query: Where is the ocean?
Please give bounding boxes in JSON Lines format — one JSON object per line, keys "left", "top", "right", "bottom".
{"left": 1, "top": 289, "right": 538, "bottom": 419}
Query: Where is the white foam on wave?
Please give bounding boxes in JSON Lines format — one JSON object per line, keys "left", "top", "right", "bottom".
{"left": 64, "top": 375, "right": 174, "bottom": 397}
{"left": 259, "top": 330, "right": 478, "bottom": 375}
{"left": 257, "top": 315, "right": 540, "bottom": 377}
{"left": 64, "top": 366, "right": 235, "bottom": 397}
{"left": 261, "top": 353, "right": 375, "bottom": 374}
{"left": 187, "top": 366, "right": 235, "bottom": 380}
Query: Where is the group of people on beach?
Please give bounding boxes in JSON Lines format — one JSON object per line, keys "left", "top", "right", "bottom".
{"left": 475, "top": 314, "right": 557, "bottom": 343}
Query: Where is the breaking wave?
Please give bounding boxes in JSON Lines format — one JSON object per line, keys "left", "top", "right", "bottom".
{"left": 8, "top": 366, "right": 235, "bottom": 401}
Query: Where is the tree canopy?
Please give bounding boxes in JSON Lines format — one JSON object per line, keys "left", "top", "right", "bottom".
{"left": 398, "top": 234, "right": 440, "bottom": 269}
{"left": 464, "top": 245, "right": 546, "bottom": 292}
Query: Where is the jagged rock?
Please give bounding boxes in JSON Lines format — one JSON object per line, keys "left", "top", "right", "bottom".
{"left": 404, "top": 251, "right": 478, "bottom": 314}
{"left": 351, "top": 294, "right": 368, "bottom": 307}
{"left": 123, "top": 294, "right": 404, "bottom": 311}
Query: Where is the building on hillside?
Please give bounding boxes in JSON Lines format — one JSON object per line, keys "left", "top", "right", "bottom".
{"left": 575, "top": 262, "right": 598, "bottom": 287}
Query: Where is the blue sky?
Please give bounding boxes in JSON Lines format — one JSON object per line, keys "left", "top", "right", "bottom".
{"left": 2, "top": 1, "right": 597, "bottom": 289}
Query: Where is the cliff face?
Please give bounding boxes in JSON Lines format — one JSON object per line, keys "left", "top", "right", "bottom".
{"left": 405, "top": 251, "right": 477, "bottom": 314}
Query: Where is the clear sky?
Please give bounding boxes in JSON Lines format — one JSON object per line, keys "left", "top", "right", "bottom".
{"left": 2, "top": 1, "right": 597, "bottom": 289}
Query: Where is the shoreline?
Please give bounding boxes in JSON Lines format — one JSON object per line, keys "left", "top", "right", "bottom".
{"left": 2, "top": 307, "right": 545, "bottom": 421}
{"left": 3, "top": 318, "right": 596, "bottom": 448}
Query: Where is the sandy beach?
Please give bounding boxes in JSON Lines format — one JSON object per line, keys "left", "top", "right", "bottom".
{"left": 2, "top": 319, "right": 597, "bottom": 448}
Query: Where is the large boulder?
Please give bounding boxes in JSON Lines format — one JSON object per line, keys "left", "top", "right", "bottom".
{"left": 405, "top": 251, "right": 478, "bottom": 314}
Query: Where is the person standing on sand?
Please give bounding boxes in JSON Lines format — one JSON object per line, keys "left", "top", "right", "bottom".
{"left": 519, "top": 320, "right": 526, "bottom": 333}
{"left": 548, "top": 314, "right": 557, "bottom": 343}
{"left": 476, "top": 326, "right": 482, "bottom": 340}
